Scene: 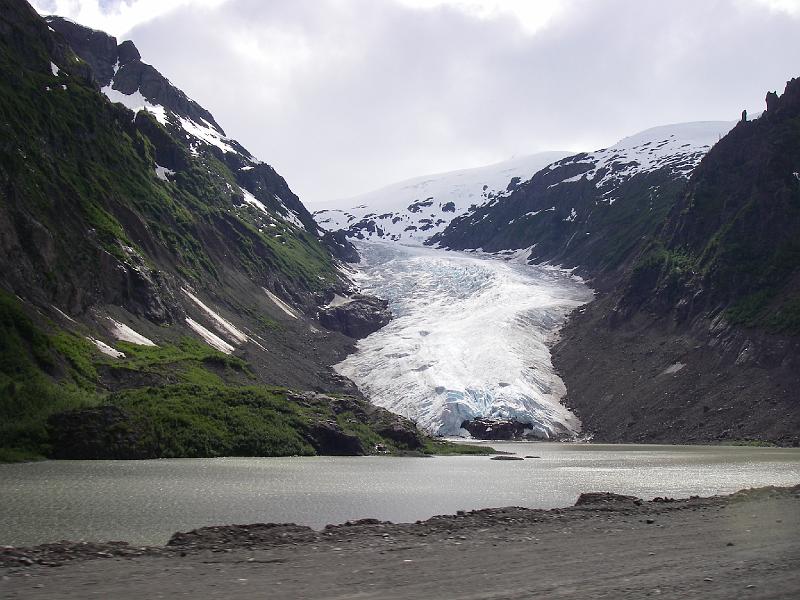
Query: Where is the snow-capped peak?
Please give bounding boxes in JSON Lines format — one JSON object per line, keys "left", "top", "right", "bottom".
{"left": 545, "top": 121, "right": 736, "bottom": 202}
{"left": 313, "top": 151, "right": 571, "bottom": 245}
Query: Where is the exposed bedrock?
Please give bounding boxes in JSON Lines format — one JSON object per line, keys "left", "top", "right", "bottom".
{"left": 317, "top": 294, "right": 391, "bottom": 338}
{"left": 461, "top": 417, "right": 531, "bottom": 440}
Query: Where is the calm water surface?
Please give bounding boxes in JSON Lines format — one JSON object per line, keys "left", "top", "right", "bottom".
{"left": 1, "top": 442, "right": 798, "bottom": 546}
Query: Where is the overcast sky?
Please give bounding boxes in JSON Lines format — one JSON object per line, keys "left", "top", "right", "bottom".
{"left": 31, "top": 0, "right": 800, "bottom": 205}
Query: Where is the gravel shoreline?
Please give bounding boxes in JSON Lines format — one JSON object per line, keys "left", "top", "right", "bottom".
{"left": 2, "top": 485, "right": 799, "bottom": 598}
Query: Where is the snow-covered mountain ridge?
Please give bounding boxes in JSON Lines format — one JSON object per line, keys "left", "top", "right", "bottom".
{"left": 313, "top": 151, "right": 570, "bottom": 245}
{"left": 429, "top": 121, "right": 737, "bottom": 274}
{"left": 538, "top": 121, "right": 735, "bottom": 204}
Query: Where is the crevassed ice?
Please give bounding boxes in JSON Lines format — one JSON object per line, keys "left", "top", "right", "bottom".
{"left": 334, "top": 242, "right": 593, "bottom": 437}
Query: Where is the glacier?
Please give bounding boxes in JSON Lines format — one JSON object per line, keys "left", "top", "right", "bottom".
{"left": 334, "top": 242, "right": 593, "bottom": 437}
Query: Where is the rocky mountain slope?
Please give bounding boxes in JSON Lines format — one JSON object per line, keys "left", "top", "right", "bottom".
{"left": 0, "top": 0, "right": 425, "bottom": 460}
{"left": 434, "top": 80, "right": 799, "bottom": 445}
{"left": 553, "top": 78, "right": 800, "bottom": 446}
{"left": 313, "top": 151, "right": 569, "bottom": 245}
{"left": 430, "top": 122, "right": 734, "bottom": 284}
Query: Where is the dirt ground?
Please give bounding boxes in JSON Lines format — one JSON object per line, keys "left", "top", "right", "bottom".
{"left": 1, "top": 486, "right": 798, "bottom": 599}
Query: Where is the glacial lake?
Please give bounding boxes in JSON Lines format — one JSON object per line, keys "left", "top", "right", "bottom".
{"left": 1, "top": 442, "right": 799, "bottom": 547}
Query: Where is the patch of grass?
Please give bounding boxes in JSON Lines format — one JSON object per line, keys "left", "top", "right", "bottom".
{"left": 336, "top": 411, "right": 385, "bottom": 450}
{"left": 0, "top": 448, "right": 45, "bottom": 463}
{"left": 727, "top": 291, "right": 800, "bottom": 335}
{"left": 0, "top": 292, "right": 100, "bottom": 459}
{"left": 50, "top": 332, "right": 98, "bottom": 388}
{"left": 721, "top": 439, "right": 778, "bottom": 447}
{"left": 107, "top": 337, "right": 250, "bottom": 381}
{"left": 110, "top": 384, "right": 316, "bottom": 458}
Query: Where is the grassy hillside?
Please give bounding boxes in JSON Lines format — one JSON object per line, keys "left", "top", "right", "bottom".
{"left": 0, "top": 0, "right": 423, "bottom": 460}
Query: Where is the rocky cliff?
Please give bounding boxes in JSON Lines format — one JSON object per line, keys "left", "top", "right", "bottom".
{"left": 0, "top": 0, "right": 416, "bottom": 460}
{"left": 435, "top": 81, "right": 799, "bottom": 445}
{"left": 553, "top": 78, "right": 800, "bottom": 446}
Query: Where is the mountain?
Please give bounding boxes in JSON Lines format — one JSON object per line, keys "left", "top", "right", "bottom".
{"left": 0, "top": 0, "right": 426, "bottom": 460}
{"left": 434, "top": 81, "right": 800, "bottom": 446}
{"left": 430, "top": 121, "right": 735, "bottom": 281}
{"left": 553, "top": 78, "right": 800, "bottom": 446}
{"left": 313, "top": 151, "right": 570, "bottom": 245}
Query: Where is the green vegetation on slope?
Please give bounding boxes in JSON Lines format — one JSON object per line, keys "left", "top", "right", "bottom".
{"left": 0, "top": 290, "right": 426, "bottom": 460}
{"left": 0, "top": 291, "right": 98, "bottom": 458}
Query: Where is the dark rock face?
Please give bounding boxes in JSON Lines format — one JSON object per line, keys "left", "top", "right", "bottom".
{"left": 305, "top": 421, "right": 365, "bottom": 455}
{"left": 553, "top": 78, "right": 800, "bottom": 447}
{"left": 45, "top": 16, "right": 118, "bottom": 85}
{"left": 375, "top": 423, "right": 424, "bottom": 450}
{"left": 46, "top": 406, "right": 152, "bottom": 459}
{"left": 116, "top": 39, "right": 140, "bottom": 65}
{"left": 461, "top": 418, "right": 529, "bottom": 440}
{"left": 46, "top": 16, "right": 223, "bottom": 131}
{"left": 318, "top": 294, "right": 391, "bottom": 338}
{"left": 320, "top": 229, "right": 360, "bottom": 263}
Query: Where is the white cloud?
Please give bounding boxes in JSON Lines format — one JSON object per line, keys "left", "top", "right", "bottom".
{"left": 394, "top": 0, "right": 565, "bottom": 34}
{"left": 29, "top": 0, "right": 230, "bottom": 36}
{"left": 31, "top": 0, "right": 800, "bottom": 206}
{"left": 747, "top": 0, "right": 800, "bottom": 14}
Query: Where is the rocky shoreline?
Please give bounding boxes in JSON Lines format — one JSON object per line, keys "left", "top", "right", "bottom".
{"left": 3, "top": 484, "right": 798, "bottom": 598}
{"left": 3, "top": 485, "right": 797, "bottom": 568}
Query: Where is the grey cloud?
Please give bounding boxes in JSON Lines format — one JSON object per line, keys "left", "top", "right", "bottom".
{"left": 123, "top": 0, "right": 800, "bottom": 204}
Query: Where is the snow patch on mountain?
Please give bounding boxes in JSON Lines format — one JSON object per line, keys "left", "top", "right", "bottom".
{"left": 107, "top": 318, "right": 156, "bottom": 346}
{"left": 546, "top": 121, "right": 736, "bottom": 203}
{"left": 182, "top": 288, "right": 249, "bottom": 346}
{"left": 88, "top": 337, "right": 125, "bottom": 358}
{"left": 264, "top": 289, "right": 300, "bottom": 319}
{"left": 101, "top": 85, "right": 167, "bottom": 124}
{"left": 185, "top": 318, "right": 235, "bottom": 354}
{"left": 313, "top": 151, "right": 570, "bottom": 245}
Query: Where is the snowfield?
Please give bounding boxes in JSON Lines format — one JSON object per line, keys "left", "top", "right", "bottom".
{"left": 542, "top": 121, "right": 736, "bottom": 204}
{"left": 313, "top": 151, "right": 570, "bottom": 245}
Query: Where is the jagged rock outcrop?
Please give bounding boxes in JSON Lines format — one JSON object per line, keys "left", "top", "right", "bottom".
{"left": 305, "top": 421, "right": 365, "bottom": 455}
{"left": 461, "top": 418, "right": 529, "bottom": 440}
{"left": 47, "top": 16, "right": 222, "bottom": 129}
{"left": 318, "top": 295, "right": 391, "bottom": 338}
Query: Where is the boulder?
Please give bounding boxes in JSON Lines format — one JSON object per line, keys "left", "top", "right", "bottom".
{"left": 318, "top": 294, "right": 391, "bottom": 338}
{"left": 461, "top": 417, "right": 528, "bottom": 440}
{"left": 305, "top": 420, "right": 365, "bottom": 456}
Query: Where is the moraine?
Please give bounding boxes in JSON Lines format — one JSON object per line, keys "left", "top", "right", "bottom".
{"left": 334, "top": 241, "right": 593, "bottom": 437}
